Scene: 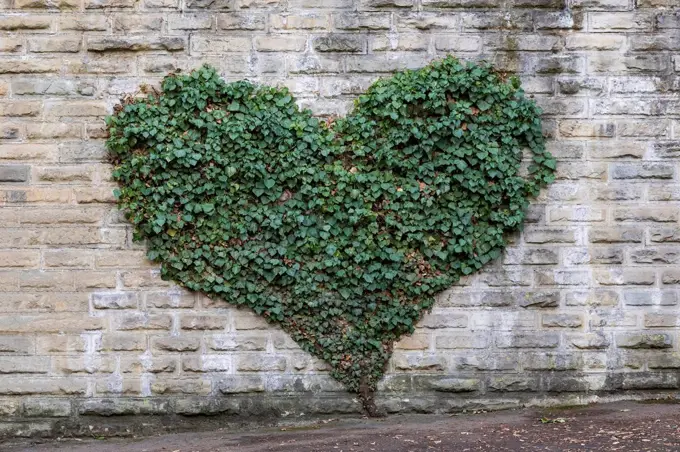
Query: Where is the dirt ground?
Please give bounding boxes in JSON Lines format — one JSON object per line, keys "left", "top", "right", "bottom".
{"left": 4, "top": 400, "right": 680, "bottom": 452}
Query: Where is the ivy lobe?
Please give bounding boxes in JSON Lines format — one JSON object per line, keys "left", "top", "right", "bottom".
{"left": 106, "top": 56, "right": 556, "bottom": 414}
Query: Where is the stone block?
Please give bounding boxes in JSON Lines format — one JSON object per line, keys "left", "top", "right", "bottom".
{"left": 217, "top": 13, "right": 265, "bottom": 30}
{"left": 568, "top": 333, "right": 610, "bottom": 350}
{"left": 0, "top": 336, "right": 34, "bottom": 354}
{"left": 523, "top": 228, "right": 576, "bottom": 244}
{"left": 101, "top": 333, "right": 146, "bottom": 351}
{"left": 392, "top": 353, "right": 445, "bottom": 371}
{"left": 496, "top": 333, "right": 559, "bottom": 348}
{"left": 594, "top": 268, "right": 655, "bottom": 285}
{"left": 565, "top": 290, "right": 619, "bottom": 307}
{"left": 182, "top": 356, "right": 231, "bottom": 372}
{"left": 520, "top": 291, "right": 560, "bottom": 308}
{"left": 314, "top": 35, "right": 366, "bottom": 53}
{"left": 0, "top": 357, "right": 50, "bottom": 374}
{"left": 522, "top": 353, "right": 581, "bottom": 371}
{"left": 614, "top": 208, "right": 678, "bottom": 223}
{"left": 503, "top": 248, "right": 559, "bottom": 265}
{"left": 621, "top": 372, "right": 678, "bottom": 390}
{"left": 0, "top": 378, "right": 86, "bottom": 395}
{"left": 270, "top": 13, "right": 329, "bottom": 30}
{"left": 541, "top": 314, "right": 583, "bottom": 328}
{"left": 217, "top": 376, "right": 265, "bottom": 394}
{"left": 421, "top": 377, "right": 481, "bottom": 393}
{"left": 180, "top": 315, "right": 228, "bottom": 330}
{"left": 28, "top": 37, "right": 81, "bottom": 53}
{"left": 617, "top": 333, "right": 672, "bottom": 349}
{"left": 254, "top": 36, "right": 306, "bottom": 52}
{"left": 268, "top": 375, "right": 345, "bottom": 392}
{"left": 0, "top": 16, "right": 52, "bottom": 30}
{"left": 589, "top": 228, "right": 643, "bottom": 243}
{"left": 612, "top": 163, "right": 674, "bottom": 180}
{"left": 121, "top": 357, "right": 177, "bottom": 374}
{"left": 92, "top": 292, "right": 138, "bottom": 309}
{"left": 624, "top": 290, "right": 677, "bottom": 306}
{"left": 435, "top": 334, "right": 489, "bottom": 349}
{"left": 115, "top": 313, "right": 172, "bottom": 331}
{"left": 235, "top": 355, "right": 286, "bottom": 372}
{"left": 58, "top": 16, "right": 108, "bottom": 31}
{"left": 488, "top": 375, "right": 538, "bottom": 392}
{"left": 336, "top": 12, "right": 391, "bottom": 30}
{"left": 87, "top": 37, "right": 186, "bottom": 52}
{"left": 153, "top": 336, "right": 201, "bottom": 352}
{"left": 630, "top": 248, "right": 680, "bottom": 264}
{"left": 113, "top": 14, "right": 164, "bottom": 33}
{"left": 418, "top": 313, "right": 468, "bottom": 329}
{"left": 78, "top": 399, "right": 170, "bottom": 415}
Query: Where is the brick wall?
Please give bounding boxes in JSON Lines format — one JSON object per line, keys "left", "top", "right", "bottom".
{"left": 1, "top": 0, "right": 680, "bottom": 437}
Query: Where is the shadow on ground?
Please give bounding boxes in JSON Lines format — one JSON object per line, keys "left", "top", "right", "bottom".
{"left": 3, "top": 400, "right": 680, "bottom": 451}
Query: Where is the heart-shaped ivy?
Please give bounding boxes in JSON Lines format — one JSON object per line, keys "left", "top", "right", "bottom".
{"left": 106, "top": 56, "right": 555, "bottom": 414}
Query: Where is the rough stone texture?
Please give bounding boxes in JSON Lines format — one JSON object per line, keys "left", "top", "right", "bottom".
{"left": 1, "top": 0, "right": 680, "bottom": 438}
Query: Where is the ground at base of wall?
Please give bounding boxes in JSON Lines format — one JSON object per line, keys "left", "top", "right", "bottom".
{"left": 4, "top": 399, "right": 680, "bottom": 452}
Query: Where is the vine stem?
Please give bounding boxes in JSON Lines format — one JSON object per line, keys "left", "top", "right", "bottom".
{"left": 358, "top": 377, "right": 384, "bottom": 418}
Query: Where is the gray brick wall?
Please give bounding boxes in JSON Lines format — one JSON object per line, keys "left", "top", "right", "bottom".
{"left": 1, "top": 0, "right": 680, "bottom": 437}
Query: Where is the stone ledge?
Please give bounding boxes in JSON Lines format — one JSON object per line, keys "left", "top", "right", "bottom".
{"left": 2, "top": 382, "right": 680, "bottom": 439}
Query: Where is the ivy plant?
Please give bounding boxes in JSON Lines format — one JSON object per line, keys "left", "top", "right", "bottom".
{"left": 106, "top": 56, "right": 555, "bottom": 414}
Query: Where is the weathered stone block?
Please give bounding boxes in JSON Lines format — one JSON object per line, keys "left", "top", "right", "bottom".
{"left": 254, "top": 36, "right": 306, "bottom": 52}
{"left": 421, "top": 377, "right": 481, "bottom": 393}
{"left": 541, "top": 314, "right": 583, "bottom": 328}
{"left": 336, "top": 12, "right": 391, "bottom": 30}
{"left": 217, "top": 13, "right": 265, "bottom": 30}
{"left": 121, "top": 357, "right": 177, "bottom": 374}
{"left": 503, "top": 248, "right": 559, "bottom": 265}
{"left": 314, "top": 35, "right": 366, "bottom": 53}
{"left": 113, "top": 14, "right": 165, "bottom": 33}
{"left": 630, "top": 248, "right": 680, "bottom": 264}
{"left": 78, "top": 399, "right": 170, "bottom": 415}
{"left": 617, "top": 333, "right": 672, "bottom": 349}
{"left": 0, "top": 16, "right": 52, "bottom": 30}
{"left": 435, "top": 334, "right": 489, "bottom": 349}
{"left": 418, "top": 313, "right": 468, "bottom": 329}
{"left": 624, "top": 291, "right": 677, "bottom": 306}
{"left": 621, "top": 372, "right": 678, "bottom": 390}
{"left": 92, "top": 292, "right": 138, "bottom": 309}
{"left": 151, "top": 379, "right": 211, "bottom": 395}
{"left": 568, "top": 333, "right": 610, "bottom": 350}
{"left": 496, "top": 333, "right": 559, "bottom": 348}
{"left": 488, "top": 375, "right": 538, "bottom": 392}
{"left": 205, "top": 334, "right": 266, "bottom": 351}
{"left": 565, "top": 290, "right": 619, "bottom": 307}
{"left": 235, "top": 355, "right": 286, "bottom": 372}
{"left": 153, "top": 336, "right": 201, "bottom": 352}
{"left": 180, "top": 315, "right": 228, "bottom": 330}
{"left": 520, "top": 290, "right": 560, "bottom": 308}
{"left": 392, "top": 353, "right": 445, "bottom": 371}
{"left": 0, "top": 165, "right": 29, "bottom": 182}
{"left": 217, "top": 376, "right": 265, "bottom": 393}
{"left": 589, "top": 228, "right": 643, "bottom": 243}
{"left": 612, "top": 163, "right": 674, "bottom": 180}
{"left": 182, "top": 355, "right": 231, "bottom": 372}
{"left": 594, "top": 268, "right": 655, "bottom": 285}
{"left": 87, "top": 37, "right": 186, "bottom": 52}
{"left": 101, "top": 333, "right": 146, "bottom": 351}
{"left": 614, "top": 208, "right": 679, "bottom": 223}
{"left": 115, "top": 313, "right": 172, "bottom": 331}
{"left": 522, "top": 353, "right": 582, "bottom": 370}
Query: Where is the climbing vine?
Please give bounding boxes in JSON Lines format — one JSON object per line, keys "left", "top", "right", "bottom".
{"left": 106, "top": 56, "right": 555, "bottom": 414}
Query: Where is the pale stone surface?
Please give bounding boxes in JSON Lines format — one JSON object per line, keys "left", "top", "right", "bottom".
{"left": 0, "top": 0, "right": 680, "bottom": 438}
